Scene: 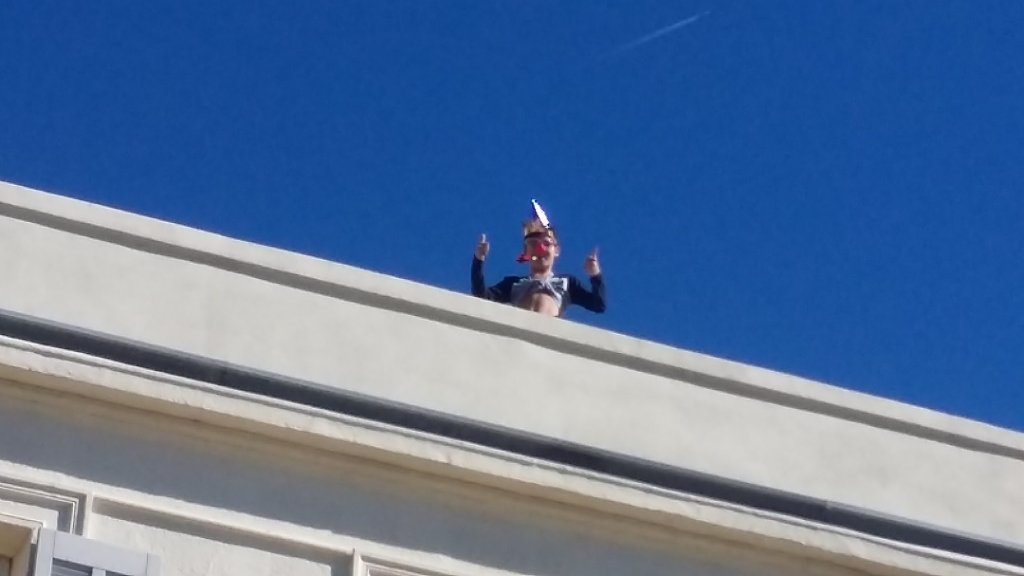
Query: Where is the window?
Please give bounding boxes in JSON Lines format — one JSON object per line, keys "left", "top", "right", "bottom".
{"left": 32, "top": 530, "right": 159, "bottom": 576}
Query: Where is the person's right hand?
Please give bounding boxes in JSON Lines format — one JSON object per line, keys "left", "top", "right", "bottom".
{"left": 475, "top": 233, "right": 490, "bottom": 260}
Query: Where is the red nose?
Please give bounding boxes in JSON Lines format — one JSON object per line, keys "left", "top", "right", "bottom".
{"left": 516, "top": 243, "right": 550, "bottom": 263}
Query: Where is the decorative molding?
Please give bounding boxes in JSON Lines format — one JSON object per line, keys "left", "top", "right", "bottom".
{"left": 352, "top": 552, "right": 524, "bottom": 576}
{"left": 354, "top": 554, "right": 456, "bottom": 576}
{"left": 0, "top": 480, "right": 86, "bottom": 535}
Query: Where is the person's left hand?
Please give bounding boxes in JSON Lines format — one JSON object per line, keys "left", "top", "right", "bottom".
{"left": 584, "top": 247, "right": 601, "bottom": 277}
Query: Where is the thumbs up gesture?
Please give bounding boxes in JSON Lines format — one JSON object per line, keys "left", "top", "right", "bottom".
{"left": 584, "top": 247, "right": 601, "bottom": 277}
{"left": 475, "top": 233, "right": 490, "bottom": 261}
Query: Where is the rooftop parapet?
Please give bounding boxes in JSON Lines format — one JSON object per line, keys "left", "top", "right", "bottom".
{"left": 1, "top": 179, "right": 1022, "bottom": 558}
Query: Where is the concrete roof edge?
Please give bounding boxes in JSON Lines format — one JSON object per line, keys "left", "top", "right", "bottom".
{"left": 1, "top": 179, "right": 1021, "bottom": 459}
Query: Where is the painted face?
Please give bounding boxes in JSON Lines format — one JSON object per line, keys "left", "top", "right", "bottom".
{"left": 518, "top": 233, "right": 559, "bottom": 265}
{"left": 525, "top": 236, "right": 555, "bottom": 255}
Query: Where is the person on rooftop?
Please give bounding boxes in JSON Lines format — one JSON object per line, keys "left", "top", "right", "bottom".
{"left": 471, "top": 200, "right": 606, "bottom": 317}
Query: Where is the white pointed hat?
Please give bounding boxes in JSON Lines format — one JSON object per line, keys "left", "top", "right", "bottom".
{"left": 522, "top": 199, "right": 554, "bottom": 238}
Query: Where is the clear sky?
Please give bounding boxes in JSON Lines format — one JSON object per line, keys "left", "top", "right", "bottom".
{"left": 2, "top": 2, "right": 1021, "bottom": 431}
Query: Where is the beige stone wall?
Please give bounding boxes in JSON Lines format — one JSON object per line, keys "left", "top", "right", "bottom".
{"left": 1, "top": 180, "right": 1023, "bottom": 576}
{"left": 0, "top": 373, "right": 881, "bottom": 576}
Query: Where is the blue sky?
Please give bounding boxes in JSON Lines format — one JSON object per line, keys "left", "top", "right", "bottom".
{"left": 2, "top": 2, "right": 1021, "bottom": 431}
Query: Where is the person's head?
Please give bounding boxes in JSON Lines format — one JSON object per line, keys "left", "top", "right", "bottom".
{"left": 520, "top": 223, "right": 560, "bottom": 273}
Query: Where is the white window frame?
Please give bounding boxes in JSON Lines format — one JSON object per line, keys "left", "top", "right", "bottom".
{"left": 0, "top": 513, "right": 37, "bottom": 576}
{"left": 32, "top": 530, "right": 159, "bottom": 576}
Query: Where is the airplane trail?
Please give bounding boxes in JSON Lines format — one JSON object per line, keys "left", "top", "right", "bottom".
{"left": 610, "top": 10, "right": 710, "bottom": 55}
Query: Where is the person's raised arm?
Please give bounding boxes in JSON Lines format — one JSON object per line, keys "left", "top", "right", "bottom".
{"left": 471, "top": 233, "right": 490, "bottom": 297}
{"left": 570, "top": 247, "right": 606, "bottom": 312}
{"left": 471, "top": 234, "right": 514, "bottom": 303}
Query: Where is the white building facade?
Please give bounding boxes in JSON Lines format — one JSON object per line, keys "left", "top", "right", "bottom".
{"left": 0, "top": 180, "right": 1022, "bottom": 576}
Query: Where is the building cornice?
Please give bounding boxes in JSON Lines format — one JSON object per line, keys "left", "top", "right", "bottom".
{"left": 0, "top": 329, "right": 1022, "bottom": 575}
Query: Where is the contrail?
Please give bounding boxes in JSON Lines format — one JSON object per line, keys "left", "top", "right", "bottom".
{"left": 609, "top": 10, "right": 710, "bottom": 56}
